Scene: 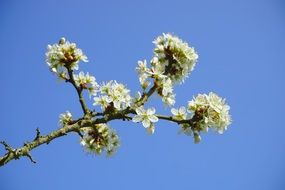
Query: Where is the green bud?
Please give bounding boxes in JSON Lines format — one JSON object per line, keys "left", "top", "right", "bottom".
{"left": 194, "top": 132, "right": 201, "bottom": 144}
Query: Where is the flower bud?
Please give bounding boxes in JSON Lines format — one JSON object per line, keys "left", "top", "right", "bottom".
{"left": 194, "top": 132, "right": 201, "bottom": 144}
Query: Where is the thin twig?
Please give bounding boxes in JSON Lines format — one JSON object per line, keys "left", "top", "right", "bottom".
{"left": 0, "top": 118, "right": 84, "bottom": 166}
{"left": 66, "top": 68, "right": 90, "bottom": 115}
{"left": 136, "top": 84, "right": 157, "bottom": 107}
{"left": 0, "top": 141, "right": 14, "bottom": 152}
{"left": 25, "top": 152, "right": 36, "bottom": 164}
{"left": 34, "top": 128, "right": 41, "bottom": 141}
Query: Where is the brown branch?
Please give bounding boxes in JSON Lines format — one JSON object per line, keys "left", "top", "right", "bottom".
{"left": 0, "top": 120, "right": 83, "bottom": 167}
{"left": 156, "top": 115, "right": 192, "bottom": 125}
{"left": 135, "top": 84, "right": 157, "bottom": 107}
{"left": 66, "top": 68, "right": 90, "bottom": 115}
{"left": 0, "top": 110, "right": 135, "bottom": 167}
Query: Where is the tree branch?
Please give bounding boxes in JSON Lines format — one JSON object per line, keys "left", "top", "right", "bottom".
{"left": 0, "top": 106, "right": 196, "bottom": 167}
{"left": 66, "top": 68, "right": 90, "bottom": 115}
{"left": 156, "top": 115, "right": 191, "bottom": 125}
{"left": 0, "top": 120, "right": 83, "bottom": 166}
{"left": 136, "top": 84, "right": 157, "bottom": 107}
{"left": 0, "top": 110, "right": 137, "bottom": 167}
{"left": 25, "top": 152, "right": 36, "bottom": 164}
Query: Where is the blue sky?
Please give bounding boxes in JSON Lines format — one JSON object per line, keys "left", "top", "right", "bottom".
{"left": 0, "top": 0, "right": 285, "bottom": 189}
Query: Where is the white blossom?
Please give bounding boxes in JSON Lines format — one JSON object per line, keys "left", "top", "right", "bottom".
{"left": 157, "top": 77, "right": 176, "bottom": 106}
{"left": 136, "top": 60, "right": 151, "bottom": 88}
{"left": 171, "top": 106, "right": 187, "bottom": 120}
{"left": 45, "top": 37, "right": 88, "bottom": 74}
{"left": 153, "top": 33, "right": 198, "bottom": 83}
{"left": 74, "top": 71, "right": 99, "bottom": 95}
{"left": 93, "top": 95, "right": 111, "bottom": 110}
{"left": 93, "top": 81, "right": 132, "bottom": 111}
{"left": 132, "top": 91, "right": 142, "bottom": 105}
{"left": 188, "top": 92, "right": 231, "bottom": 134}
{"left": 154, "top": 75, "right": 175, "bottom": 106}
{"left": 136, "top": 60, "right": 149, "bottom": 75}
{"left": 132, "top": 106, "right": 158, "bottom": 130}
{"left": 59, "top": 111, "right": 72, "bottom": 126}
{"left": 147, "top": 65, "right": 166, "bottom": 80}
{"left": 80, "top": 124, "right": 120, "bottom": 156}
{"left": 161, "top": 78, "right": 173, "bottom": 96}
{"left": 162, "top": 93, "right": 176, "bottom": 106}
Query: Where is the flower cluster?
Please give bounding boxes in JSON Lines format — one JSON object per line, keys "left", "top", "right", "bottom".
{"left": 132, "top": 106, "right": 158, "bottom": 134}
{"left": 153, "top": 33, "right": 198, "bottom": 83}
{"left": 74, "top": 71, "right": 99, "bottom": 95}
{"left": 136, "top": 33, "right": 198, "bottom": 106}
{"left": 93, "top": 80, "right": 132, "bottom": 111}
{"left": 80, "top": 124, "right": 120, "bottom": 156}
{"left": 59, "top": 111, "right": 73, "bottom": 126}
{"left": 45, "top": 37, "right": 88, "bottom": 74}
{"left": 170, "top": 93, "right": 231, "bottom": 143}
{"left": 187, "top": 92, "right": 231, "bottom": 138}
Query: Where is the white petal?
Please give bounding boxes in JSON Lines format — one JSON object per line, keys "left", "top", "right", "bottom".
{"left": 51, "top": 67, "right": 57, "bottom": 73}
{"left": 79, "top": 71, "right": 84, "bottom": 77}
{"left": 80, "top": 140, "right": 86, "bottom": 146}
{"left": 90, "top": 139, "right": 95, "bottom": 144}
{"left": 142, "top": 119, "right": 151, "bottom": 128}
{"left": 135, "top": 107, "right": 144, "bottom": 115}
{"left": 93, "top": 97, "right": 100, "bottom": 105}
{"left": 147, "top": 107, "right": 156, "bottom": 115}
{"left": 217, "top": 129, "right": 224, "bottom": 134}
{"left": 114, "top": 100, "right": 121, "bottom": 109}
{"left": 106, "top": 96, "right": 113, "bottom": 103}
{"left": 148, "top": 115, "right": 158, "bottom": 123}
{"left": 171, "top": 108, "right": 178, "bottom": 115}
{"left": 179, "top": 106, "right": 186, "bottom": 114}
{"left": 132, "top": 115, "right": 143, "bottom": 123}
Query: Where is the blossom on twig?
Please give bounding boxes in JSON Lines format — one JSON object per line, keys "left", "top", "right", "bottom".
{"left": 132, "top": 106, "right": 158, "bottom": 134}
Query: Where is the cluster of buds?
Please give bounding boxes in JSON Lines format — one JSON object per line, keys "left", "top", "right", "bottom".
{"left": 45, "top": 38, "right": 88, "bottom": 76}
{"left": 136, "top": 33, "right": 198, "bottom": 106}
{"left": 80, "top": 124, "right": 120, "bottom": 156}
{"left": 93, "top": 80, "right": 132, "bottom": 111}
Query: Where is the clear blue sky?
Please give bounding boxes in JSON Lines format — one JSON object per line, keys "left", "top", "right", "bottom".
{"left": 0, "top": 0, "right": 284, "bottom": 189}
